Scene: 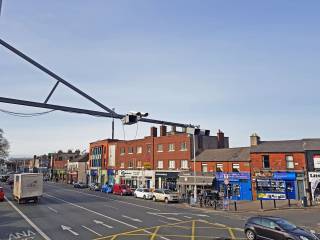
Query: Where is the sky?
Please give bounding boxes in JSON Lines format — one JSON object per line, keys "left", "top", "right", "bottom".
{"left": 0, "top": 1, "right": 320, "bottom": 157}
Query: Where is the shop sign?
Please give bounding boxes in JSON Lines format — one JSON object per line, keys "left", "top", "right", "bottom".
{"left": 273, "top": 172, "right": 296, "bottom": 180}
{"left": 215, "top": 172, "right": 250, "bottom": 181}
{"left": 256, "top": 178, "right": 287, "bottom": 200}
{"left": 155, "top": 172, "right": 179, "bottom": 178}
{"left": 313, "top": 155, "right": 320, "bottom": 169}
{"left": 308, "top": 172, "right": 320, "bottom": 201}
{"left": 257, "top": 192, "right": 286, "bottom": 200}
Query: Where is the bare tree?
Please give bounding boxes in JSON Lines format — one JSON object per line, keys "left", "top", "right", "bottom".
{"left": 0, "top": 128, "right": 9, "bottom": 160}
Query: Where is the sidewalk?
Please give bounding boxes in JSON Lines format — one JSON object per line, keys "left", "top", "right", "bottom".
{"left": 184, "top": 199, "right": 320, "bottom": 213}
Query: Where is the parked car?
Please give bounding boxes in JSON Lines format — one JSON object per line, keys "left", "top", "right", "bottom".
{"left": 244, "top": 216, "right": 320, "bottom": 240}
{"left": 101, "top": 184, "right": 113, "bottom": 193}
{"left": 89, "top": 183, "right": 101, "bottom": 191}
{"left": 134, "top": 188, "right": 153, "bottom": 200}
{"left": 0, "top": 174, "right": 9, "bottom": 182}
{"left": 113, "top": 184, "right": 132, "bottom": 196}
{"left": 73, "top": 182, "right": 88, "bottom": 189}
{"left": 6, "top": 175, "right": 14, "bottom": 186}
{"left": 0, "top": 187, "right": 4, "bottom": 201}
{"left": 152, "top": 189, "right": 179, "bottom": 203}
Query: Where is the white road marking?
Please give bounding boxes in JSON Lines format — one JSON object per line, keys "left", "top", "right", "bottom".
{"left": 4, "top": 196, "right": 51, "bottom": 240}
{"left": 47, "top": 184, "right": 161, "bottom": 212}
{"left": 81, "top": 225, "right": 102, "bottom": 236}
{"left": 45, "top": 193, "right": 138, "bottom": 229}
{"left": 195, "top": 214, "right": 209, "bottom": 217}
{"left": 93, "top": 220, "right": 113, "bottom": 228}
{"left": 158, "top": 220, "right": 170, "bottom": 224}
{"left": 47, "top": 207, "right": 58, "bottom": 213}
{"left": 104, "top": 205, "right": 119, "bottom": 210}
{"left": 147, "top": 212, "right": 181, "bottom": 222}
{"left": 8, "top": 230, "right": 36, "bottom": 240}
{"left": 121, "top": 215, "right": 142, "bottom": 222}
{"left": 184, "top": 216, "right": 192, "bottom": 219}
{"left": 214, "top": 223, "right": 227, "bottom": 227}
{"left": 61, "top": 225, "right": 79, "bottom": 236}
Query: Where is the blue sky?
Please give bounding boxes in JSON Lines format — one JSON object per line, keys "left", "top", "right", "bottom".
{"left": 1, "top": 1, "right": 320, "bottom": 157}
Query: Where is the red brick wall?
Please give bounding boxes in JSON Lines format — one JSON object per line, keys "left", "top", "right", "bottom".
{"left": 52, "top": 159, "right": 68, "bottom": 170}
{"left": 194, "top": 161, "right": 251, "bottom": 172}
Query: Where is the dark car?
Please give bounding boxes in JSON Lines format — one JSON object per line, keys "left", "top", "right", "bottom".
{"left": 244, "top": 216, "right": 320, "bottom": 240}
{"left": 73, "top": 182, "right": 88, "bottom": 189}
{"left": 89, "top": 183, "right": 101, "bottom": 191}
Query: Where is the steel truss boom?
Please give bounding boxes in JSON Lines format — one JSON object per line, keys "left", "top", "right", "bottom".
{"left": 0, "top": 97, "right": 193, "bottom": 128}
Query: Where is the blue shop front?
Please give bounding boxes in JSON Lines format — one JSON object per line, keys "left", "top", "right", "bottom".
{"left": 256, "top": 172, "right": 297, "bottom": 200}
{"left": 215, "top": 172, "right": 252, "bottom": 201}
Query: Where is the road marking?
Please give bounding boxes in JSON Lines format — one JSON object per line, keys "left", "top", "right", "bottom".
{"left": 147, "top": 212, "right": 181, "bottom": 222}
{"left": 191, "top": 220, "right": 196, "bottom": 240}
{"left": 82, "top": 225, "right": 102, "bottom": 237}
{"left": 184, "top": 216, "right": 192, "bottom": 219}
{"left": 47, "top": 184, "right": 160, "bottom": 212}
{"left": 121, "top": 215, "right": 142, "bottom": 222}
{"left": 228, "top": 227, "right": 236, "bottom": 239}
{"left": 150, "top": 226, "right": 160, "bottom": 240}
{"left": 45, "top": 193, "right": 138, "bottom": 229}
{"left": 195, "top": 214, "right": 209, "bottom": 217}
{"left": 61, "top": 225, "right": 79, "bottom": 236}
{"left": 47, "top": 207, "right": 58, "bottom": 213}
{"left": 104, "top": 205, "right": 119, "bottom": 210}
{"left": 4, "top": 196, "right": 51, "bottom": 240}
{"left": 93, "top": 220, "right": 113, "bottom": 228}
{"left": 8, "top": 230, "right": 36, "bottom": 240}
{"left": 158, "top": 220, "right": 170, "bottom": 224}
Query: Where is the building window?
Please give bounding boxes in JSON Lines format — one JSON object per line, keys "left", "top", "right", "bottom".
{"left": 180, "top": 142, "right": 187, "bottom": 151}
{"left": 120, "top": 162, "right": 124, "bottom": 168}
{"left": 137, "top": 160, "right": 142, "bottom": 168}
{"left": 286, "top": 155, "right": 294, "bottom": 169}
{"left": 120, "top": 147, "right": 125, "bottom": 155}
{"left": 158, "top": 160, "right": 163, "bottom": 169}
{"left": 157, "top": 144, "right": 163, "bottom": 152}
{"left": 216, "top": 163, "right": 223, "bottom": 172}
{"left": 128, "top": 147, "right": 134, "bottom": 154}
{"left": 262, "top": 155, "right": 270, "bottom": 169}
{"left": 147, "top": 145, "right": 152, "bottom": 153}
{"left": 169, "top": 160, "right": 175, "bottom": 169}
{"left": 202, "top": 163, "right": 208, "bottom": 173}
{"left": 168, "top": 143, "right": 175, "bottom": 152}
{"left": 181, "top": 160, "right": 188, "bottom": 169}
{"left": 232, "top": 163, "right": 240, "bottom": 172}
{"left": 128, "top": 160, "right": 133, "bottom": 168}
{"left": 137, "top": 146, "right": 142, "bottom": 154}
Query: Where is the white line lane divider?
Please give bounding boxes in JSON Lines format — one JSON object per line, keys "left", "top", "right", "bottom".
{"left": 61, "top": 225, "right": 79, "bottom": 236}
{"left": 81, "top": 225, "right": 102, "bottom": 237}
{"left": 4, "top": 196, "right": 51, "bottom": 240}
{"left": 45, "top": 193, "right": 138, "bottom": 229}
{"left": 93, "top": 220, "right": 113, "bottom": 228}
{"left": 121, "top": 215, "right": 142, "bottom": 223}
{"left": 47, "top": 207, "right": 58, "bottom": 213}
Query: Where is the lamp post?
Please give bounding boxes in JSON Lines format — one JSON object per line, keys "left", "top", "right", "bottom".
{"left": 193, "top": 133, "right": 197, "bottom": 203}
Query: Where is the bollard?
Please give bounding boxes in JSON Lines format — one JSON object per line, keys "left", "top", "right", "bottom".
{"left": 273, "top": 199, "right": 277, "bottom": 208}
{"left": 288, "top": 199, "right": 291, "bottom": 207}
{"left": 260, "top": 200, "right": 263, "bottom": 209}
{"left": 214, "top": 200, "right": 217, "bottom": 210}
{"left": 234, "top": 201, "right": 237, "bottom": 211}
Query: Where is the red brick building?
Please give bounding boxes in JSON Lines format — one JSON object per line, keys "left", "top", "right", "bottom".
{"left": 51, "top": 150, "right": 80, "bottom": 182}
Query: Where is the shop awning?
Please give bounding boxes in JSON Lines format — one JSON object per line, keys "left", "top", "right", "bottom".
{"left": 177, "top": 175, "right": 214, "bottom": 186}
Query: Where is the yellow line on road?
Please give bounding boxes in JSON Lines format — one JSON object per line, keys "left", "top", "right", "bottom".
{"left": 150, "top": 226, "right": 160, "bottom": 240}
{"left": 228, "top": 227, "right": 236, "bottom": 239}
{"left": 191, "top": 220, "right": 195, "bottom": 240}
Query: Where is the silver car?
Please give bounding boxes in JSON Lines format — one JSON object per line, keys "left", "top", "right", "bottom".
{"left": 152, "top": 189, "right": 179, "bottom": 203}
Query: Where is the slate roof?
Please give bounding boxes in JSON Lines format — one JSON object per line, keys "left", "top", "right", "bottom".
{"left": 70, "top": 153, "right": 89, "bottom": 163}
{"left": 302, "top": 139, "right": 320, "bottom": 151}
{"left": 195, "top": 147, "right": 250, "bottom": 162}
{"left": 250, "top": 140, "right": 304, "bottom": 153}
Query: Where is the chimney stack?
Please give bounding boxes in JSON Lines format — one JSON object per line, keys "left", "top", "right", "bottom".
{"left": 150, "top": 127, "right": 157, "bottom": 137}
{"left": 217, "top": 130, "right": 225, "bottom": 148}
{"left": 160, "top": 125, "right": 167, "bottom": 137}
{"left": 250, "top": 133, "right": 261, "bottom": 146}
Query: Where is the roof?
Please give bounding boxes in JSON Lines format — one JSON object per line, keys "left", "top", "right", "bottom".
{"left": 302, "top": 139, "right": 320, "bottom": 151}
{"left": 250, "top": 140, "right": 304, "bottom": 153}
{"left": 70, "top": 153, "right": 89, "bottom": 163}
{"left": 196, "top": 147, "right": 250, "bottom": 162}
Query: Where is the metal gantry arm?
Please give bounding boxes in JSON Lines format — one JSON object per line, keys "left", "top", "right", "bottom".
{"left": 0, "top": 38, "right": 196, "bottom": 128}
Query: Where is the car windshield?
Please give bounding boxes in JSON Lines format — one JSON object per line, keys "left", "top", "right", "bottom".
{"left": 164, "top": 190, "right": 172, "bottom": 194}
{"left": 143, "top": 189, "right": 150, "bottom": 192}
{"left": 275, "top": 219, "right": 297, "bottom": 231}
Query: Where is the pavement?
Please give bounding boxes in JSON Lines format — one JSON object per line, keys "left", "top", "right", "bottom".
{"left": 0, "top": 182, "right": 319, "bottom": 240}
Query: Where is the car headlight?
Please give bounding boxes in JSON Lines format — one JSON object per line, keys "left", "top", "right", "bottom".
{"left": 299, "top": 236, "right": 310, "bottom": 240}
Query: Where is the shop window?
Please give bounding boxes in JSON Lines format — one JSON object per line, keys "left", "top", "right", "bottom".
{"left": 137, "top": 146, "right": 142, "bottom": 154}
{"left": 137, "top": 160, "right": 142, "bottom": 168}
{"left": 128, "top": 147, "right": 134, "bottom": 154}
{"left": 147, "top": 144, "right": 152, "bottom": 153}
{"left": 216, "top": 163, "right": 223, "bottom": 172}
{"left": 286, "top": 155, "right": 294, "bottom": 169}
{"left": 120, "top": 162, "right": 124, "bottom": 168}
{"left": 169, "top": 160, "right": 175, "bottom": 169}
{"left": 128, "top": 160, "right": 133, "bottom": 168}
{"left": 181, "top": 160, "right": 188, "bottom": 169}
{"left": 202, "top": 163, "right": 208, "bottom": 173}
{"left": 168, "top": 143, "right": 175, "bottom": 152}
{"left": 262, "top": 155, "right": 270, "bottom": 169}
{"left": 158, "top": 160, "right": 163, "bottom": 169}
{"left": 120, "top": 147, "right": 125, "bottom": 155}
{"left": 157, "top": 144, "right": 163, "bottom": 152}
{"left": 232, "top": 163, "right": 240, "bottom": 172}
{"left": 180, "top": 142, "right": 187, "bottom": 151}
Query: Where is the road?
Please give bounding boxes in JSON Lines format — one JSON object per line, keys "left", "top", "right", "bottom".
{"left": 0, "top": 182, "right": 319, "bottom": 240}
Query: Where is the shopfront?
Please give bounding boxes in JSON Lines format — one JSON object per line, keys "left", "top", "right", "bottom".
{"left": 256, "top": 172, "right": 298, "bottom": 200}
{"left": 107, "top": 169, "right": 115, "bottom": 186}
{"left": 116, "top": 170, "right": 155, "bottom": 189}
{"left": 215, "top": 172, "right": 252, "bottom": 201}
{"left": 155, "top": 171, "right": 179, "bottom": 191}
{"left": 90, "top": 169, "right": 98, "bottom": 184}
{"left": 308, "top": 172, "right": 320, "bottom": 202}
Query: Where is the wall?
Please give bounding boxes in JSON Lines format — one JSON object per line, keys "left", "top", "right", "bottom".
{"left": 194, "top": 161, "right": 251, "bottom": 173}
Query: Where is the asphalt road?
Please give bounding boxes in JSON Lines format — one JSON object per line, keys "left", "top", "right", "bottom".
{"left": 0, "top": 182, "right": 318, "bottom": 240}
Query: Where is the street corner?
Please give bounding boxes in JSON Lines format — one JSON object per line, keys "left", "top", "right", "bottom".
{"left": 92, "top": 219, "right": 246, "bottom": 240}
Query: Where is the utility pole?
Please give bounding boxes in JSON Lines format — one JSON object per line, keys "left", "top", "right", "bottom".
{"left": 112, "top": 108, "right": 115, "bottom": 140}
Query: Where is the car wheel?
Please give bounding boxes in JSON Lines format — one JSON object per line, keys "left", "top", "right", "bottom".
{"left": 153, "top": 196, "right": 156, "bottom": 202}
{"left": 165, "top": 198, "right": 169, "bottom": 204}
{"left": 143, "top": 195, "right": 146, "bottom": 200}
{"left": 245, "top": 229, "right": 256, "bottom": 240}
{"left": 134, "top": 194, "right": 137, "bottom": 198}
